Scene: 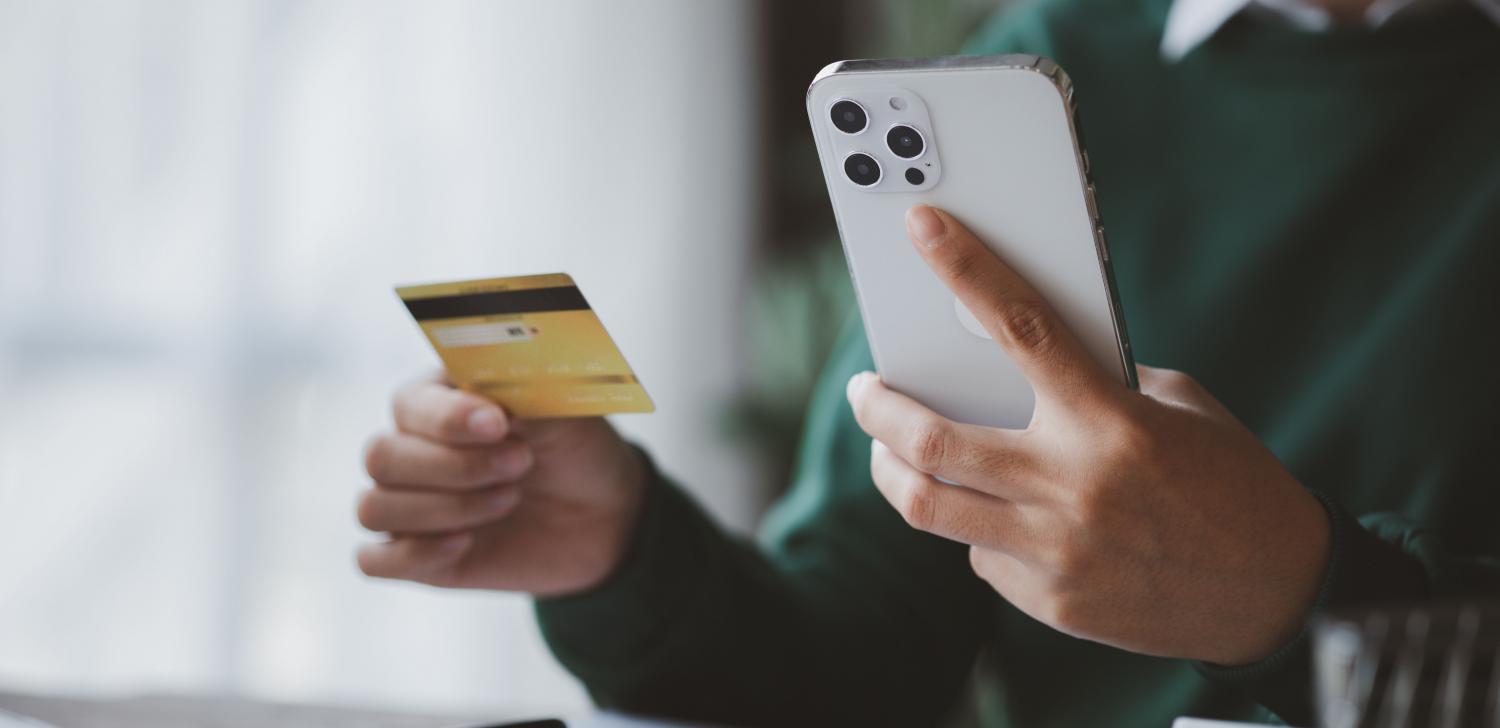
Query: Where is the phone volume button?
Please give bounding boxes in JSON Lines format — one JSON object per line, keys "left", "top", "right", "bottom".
{"left": 1095, "top": 225, "right": 1110, "bottom": 262}
{"left": 1085, "top": 183, "right": 1101, "bottom": 223}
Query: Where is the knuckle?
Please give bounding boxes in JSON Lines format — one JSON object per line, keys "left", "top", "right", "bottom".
{"left": 1047, "top": 539, "right": 1093, "bottom": 579}
{"left": 458, "top": 452, "right": 496, "bottom": 485}
{"left": 1068, "top": 485, "right": 1111, "bottom": 527}
{"left": 976, "top": 441, "right": 1029, "bottom": 482}
{"left": 440, "top": 404, "right": 474, "bottom": 440}
{"left": 1040, "top": 594, "right": 1085, "bottom": 635}
{"left": 1161, "top": 368, "right": 1202, "bottom": 395}
{"left": 968, "top": 545, "right": 992, "bottom": 576}
{"left": 1159, "top": 368, "right": 1194, "bottom": 389}
{"left": 896, "top": 476, "right": 939, "bottom": 531}
{"left": 943, "top": 244, "right": 992, "bottom": 286}
{"left": 908, "top": 417, "right": 953, "bottom": 473}
{"left": 992, "top": 299, "right": 1057, "bottom": 355}
{"left": 1065, "top": 469, "right": 1129, "bottom": 537}
{"left": 1100, "top": 409, "right": 1158, "bottom": 466}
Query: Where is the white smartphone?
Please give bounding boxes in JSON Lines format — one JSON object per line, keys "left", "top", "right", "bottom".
{"left": 807, "top": 54, "right": 1135, "bottom": 428}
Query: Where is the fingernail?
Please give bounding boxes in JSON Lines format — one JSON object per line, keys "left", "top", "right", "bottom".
{"left": 468, "top": 408, "right": 505, "bottom": 439}
{"left": 846, "top": 372, "right": 872, "bottom": 400}
{"left": 491, "top": 447, "right": 533, "bottom": 478}
{"left": 906, "top": 205, "right": 946, "bottom": 247}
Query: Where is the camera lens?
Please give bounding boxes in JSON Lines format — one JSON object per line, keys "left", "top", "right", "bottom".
{"left": 844, "top": 153, "right": 881, "bottom": 187}
{"left": 886, "top": 124, "right": 925, "bottom": 159}
{"left": 830, "top": 100, "right": 868, "bottom": 134}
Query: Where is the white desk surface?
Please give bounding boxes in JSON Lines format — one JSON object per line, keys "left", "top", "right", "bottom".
{"left": 0, "top": 690, "right": 708, "bottom": 728}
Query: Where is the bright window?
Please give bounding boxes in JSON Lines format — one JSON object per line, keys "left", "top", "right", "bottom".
{"left": 0, "top": 1, "right": 759, "bottom": 716}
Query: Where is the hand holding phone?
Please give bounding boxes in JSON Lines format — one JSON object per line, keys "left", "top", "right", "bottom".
{"left": 846, "top": 202, "right": 1330, "bottom": 668}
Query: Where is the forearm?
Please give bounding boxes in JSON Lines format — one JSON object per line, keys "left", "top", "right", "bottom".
{"left": 535, "top": 457, "right": 984, "bottom": 726}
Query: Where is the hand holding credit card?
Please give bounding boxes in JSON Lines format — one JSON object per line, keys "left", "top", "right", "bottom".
{"left": 396, "top": 273, "right": 653, "bottom": 418}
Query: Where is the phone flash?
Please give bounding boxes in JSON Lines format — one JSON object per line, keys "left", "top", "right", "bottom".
{"left": 889, "top": 96, "right": 907, "bottom": 110}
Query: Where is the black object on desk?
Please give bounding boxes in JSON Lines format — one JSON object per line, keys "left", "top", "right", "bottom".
{"left": 1314, "top": 602, "right": 1500, "bottom": 728}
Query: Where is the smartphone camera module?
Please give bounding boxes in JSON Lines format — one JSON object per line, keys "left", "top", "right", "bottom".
{"left": 830, "top": 100, "right": 868, "bottom": 135}
{"left": 844, "top": 152, "right": 881, "bottom": 187}
{"left": 817, "top": 88, "right": 939, "bottom": 193}
{"left": 886, "top": 125, "right": 925, "bottom": 159}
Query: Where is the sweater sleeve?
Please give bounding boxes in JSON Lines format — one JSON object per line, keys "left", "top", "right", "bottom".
{"left": 533, "top": 320, "right": 992, "bottom": 727}
{"left": 1195, "top": 492, "right": 1500, "bottom": 725}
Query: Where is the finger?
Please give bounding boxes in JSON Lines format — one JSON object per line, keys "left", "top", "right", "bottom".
{"left": 356, "top": 485, "right": 521, "bottom": 534}
{"left": 364, "top": 433, "right": 534, "bottom": 490}
{"left": 905, "top": 204, "right": 1118, "bottom": 406}
{"left": 871, "top": 440, "right": 1027, "bottom": 552}
{"left": 357, "top": 531, "right": 473, "bottom": 583}
{"left": 1136, "top": 364, "right": 1233, "bottom": 418}
{"left": 393, "top": 373, "right": 510, "bottom": 445}
{"left": 847, "top": 372, "right": 1036, "bottom": 497}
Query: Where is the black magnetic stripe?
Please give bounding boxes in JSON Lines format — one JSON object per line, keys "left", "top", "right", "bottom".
{"left": 473, "top": 374, "right": 638, "bottom": 386}
{"left": 403, "top": 286, "right": 590, "bottom": 320}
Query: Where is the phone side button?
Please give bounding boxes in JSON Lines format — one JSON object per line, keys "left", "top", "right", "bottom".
{"left": 1085, "top": 182, "right": 1101, "bottom": 222}
{"left": 1095, "top": 226, "right": 1110, "bottom": 262}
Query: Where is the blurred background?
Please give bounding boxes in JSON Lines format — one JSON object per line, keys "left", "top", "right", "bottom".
{"left": 0, "top": 0, "right": 998, "bottom": 720}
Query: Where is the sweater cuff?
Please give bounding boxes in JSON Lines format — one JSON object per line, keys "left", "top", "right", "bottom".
{"left": 1193, "top": 490, "right": 1429, "bottom": 725}
{"left": 533, "top": 447, "right": 718, "bottom": 681}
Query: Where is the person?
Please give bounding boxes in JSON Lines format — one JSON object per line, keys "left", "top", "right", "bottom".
{"left": 352, "top": 0, "right": 1500, "bottom": 723}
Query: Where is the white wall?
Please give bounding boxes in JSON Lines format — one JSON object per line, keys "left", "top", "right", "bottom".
{"left": 0, "top": 0, "right": 761, "bottom": 718}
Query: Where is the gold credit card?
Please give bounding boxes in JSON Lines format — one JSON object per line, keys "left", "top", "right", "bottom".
{"left": 396, "top": 273, "right": 653, "bottom": 418}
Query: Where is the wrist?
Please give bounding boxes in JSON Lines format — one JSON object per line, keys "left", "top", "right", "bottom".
{"left": 1216, "top": 488, "right": 1332, "bottom": 666}
{"left": 537, "top": 439, "right": 654, "bottom": 598}
{"left": 598, "top": 440, "right": 652, "bottom": 578}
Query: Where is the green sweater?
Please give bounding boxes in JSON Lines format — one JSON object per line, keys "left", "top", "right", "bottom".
{"left": 535, "top": 1, "right": 1500, "bottom": 725}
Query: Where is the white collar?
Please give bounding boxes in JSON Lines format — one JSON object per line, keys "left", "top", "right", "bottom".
{"left": 1160, "top": 0, "right": 1500, "bottom": 60}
